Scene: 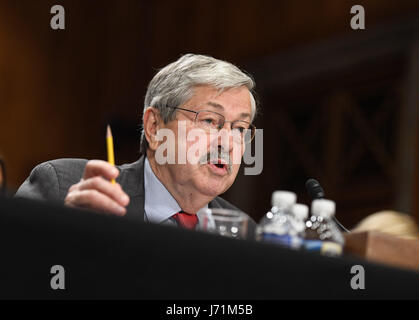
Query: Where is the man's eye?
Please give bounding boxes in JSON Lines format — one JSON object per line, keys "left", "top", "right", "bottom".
{"left": 202, "top": 118, "right": 217, "bottom": 125}
{"left": 233, "top": 126, "right": 247, "bottom": 134}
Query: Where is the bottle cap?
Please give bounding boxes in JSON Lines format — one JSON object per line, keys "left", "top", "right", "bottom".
{"left": 292, "top": 203, "right": 309, "bottom": 220}
{"left": 271, "top": 191, "right": 297, "bottom": 208}
{"left": 311, "top": 199, "right": 336, "bottom": 218}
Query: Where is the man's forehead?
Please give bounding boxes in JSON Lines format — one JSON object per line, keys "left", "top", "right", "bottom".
{"left": 187, "top": 86, "right": 252, "bottom": 114}
{"left": 191, "top": 85, "right": 250, "bottom": 100}
{"left": 202, "top": 101, "right": 251, "bottom": 119}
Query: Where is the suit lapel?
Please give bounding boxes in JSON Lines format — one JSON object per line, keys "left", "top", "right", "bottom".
{"left": 116, "top": 155, "right": 146, "bottom": 221}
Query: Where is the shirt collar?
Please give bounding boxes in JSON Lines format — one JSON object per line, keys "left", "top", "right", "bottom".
{"left": 144, "top": 156, "right": 181, "bottom": 224}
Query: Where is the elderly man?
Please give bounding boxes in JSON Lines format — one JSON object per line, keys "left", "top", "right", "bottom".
{"left": 15, "top": 54, "right": 258, "bottom": 234}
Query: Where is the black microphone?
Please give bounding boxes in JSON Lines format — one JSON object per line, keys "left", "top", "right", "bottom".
{"left": 305, "top": 179, "right": 325, "bottom": 200}
{"left": 305, "top": 178, "right": 350, "bottom": 233}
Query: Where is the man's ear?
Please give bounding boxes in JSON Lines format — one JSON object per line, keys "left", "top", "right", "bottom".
{"left": 143, "top": 107, "right": 161, "bottom": 151}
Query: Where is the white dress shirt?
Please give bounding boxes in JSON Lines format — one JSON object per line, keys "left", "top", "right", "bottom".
{"left": 143, "top": 156, "right": 206, "bottom": 226}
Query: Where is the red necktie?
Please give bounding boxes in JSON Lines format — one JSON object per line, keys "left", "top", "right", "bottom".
{"left": 172, "top": 211, "right": 198, "bottom": 230}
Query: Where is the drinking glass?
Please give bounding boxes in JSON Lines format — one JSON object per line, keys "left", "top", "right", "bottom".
{"left": 197, "top": 208, "right": 249, "bottom": 239}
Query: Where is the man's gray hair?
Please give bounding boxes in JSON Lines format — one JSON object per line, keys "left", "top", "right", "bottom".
{"left": 140, "top": 54, "right": 257, "bottom": 153}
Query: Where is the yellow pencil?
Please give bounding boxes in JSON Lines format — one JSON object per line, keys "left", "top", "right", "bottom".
{"left": 106, "top": 125, "right": 116, "bottom": 184}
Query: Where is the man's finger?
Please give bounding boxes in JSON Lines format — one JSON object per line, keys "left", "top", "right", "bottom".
{"left": 66, "top": 189, "right": 127, "bottom": 216}
{"left": 78, "top": 176, "right": 129, "bottom": 207}
{"left": 83, "top": 160, "right": 119, "bottom": 181}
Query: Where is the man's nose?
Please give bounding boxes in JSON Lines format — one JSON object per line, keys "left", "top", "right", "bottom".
{"left": 216, "top": 122, "right": 234, "bottom": 153}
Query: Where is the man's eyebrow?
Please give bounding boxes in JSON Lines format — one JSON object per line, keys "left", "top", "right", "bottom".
{"left": 238, "top": 113, "right": 251, "bottom": 120}
{"left": 205, "top": 102, "right": 224, "bottom": 110}
{"left": 205, "top": 102, "right": 251, "bottom": 119}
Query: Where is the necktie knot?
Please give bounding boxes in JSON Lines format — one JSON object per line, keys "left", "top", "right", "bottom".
{"left": 172, "top": 211, "right": 198, "bottom": 230}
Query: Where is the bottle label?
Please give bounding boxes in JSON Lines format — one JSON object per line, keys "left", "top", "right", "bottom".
{"left": 262, "top": 233, "right": 302, "bottom": 249}
{"left": 304, "top": 240, "right": 342, "bottom": 256}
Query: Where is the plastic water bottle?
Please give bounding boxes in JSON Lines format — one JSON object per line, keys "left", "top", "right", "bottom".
{"left": 304, "top": 199, "right": 345, "bottom": 256}
{"left": 256, "top": 191, "right": 299, "bottom": 248}
{"left": 290, "top": 203, "right": 309, "bottom": 241}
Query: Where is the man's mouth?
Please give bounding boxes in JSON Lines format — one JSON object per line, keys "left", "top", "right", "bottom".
{"left": 207, "top": 159, "right": 229, "bottom": 176}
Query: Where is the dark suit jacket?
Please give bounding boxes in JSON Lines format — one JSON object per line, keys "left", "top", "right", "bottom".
{"left": 15, "top": 155, "right": 256, "bottom": 237}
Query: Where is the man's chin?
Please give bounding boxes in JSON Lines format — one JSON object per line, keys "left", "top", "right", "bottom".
{"left": 193, "top": 165, "right": 237, "bottom": 197}
{"left": 200, "top": 188, "right": 226, "bottom": 198}
{"left": 198, "top": 179, "right": 233, "bottom": 198}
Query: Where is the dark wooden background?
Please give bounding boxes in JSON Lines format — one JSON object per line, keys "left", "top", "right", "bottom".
{"left": 1, "top": 0, "right": 419, "bottom": 227}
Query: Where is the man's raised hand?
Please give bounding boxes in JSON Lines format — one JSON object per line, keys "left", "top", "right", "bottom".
{"left": 64, "top": 160, "right": 129, "bottom": 216}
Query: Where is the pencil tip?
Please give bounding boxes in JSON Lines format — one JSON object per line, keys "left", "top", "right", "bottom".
{"left": 107, "top": 125, "right": 112, "bottom": 137}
